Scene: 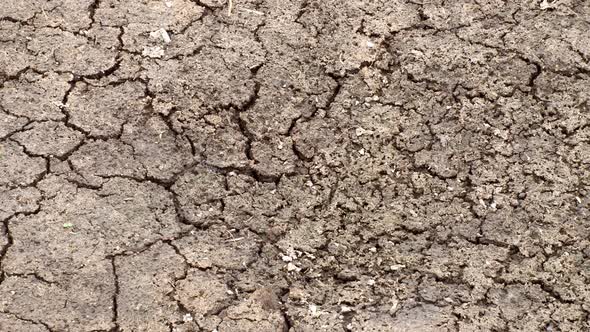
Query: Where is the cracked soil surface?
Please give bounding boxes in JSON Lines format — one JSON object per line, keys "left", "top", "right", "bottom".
{"left": 1, "top": 0, "right": 590, "bottom": 331}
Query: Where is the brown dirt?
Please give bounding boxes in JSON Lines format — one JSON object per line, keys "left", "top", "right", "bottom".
{"left": 1, "top": 0, "right": 590, "bottom": 331}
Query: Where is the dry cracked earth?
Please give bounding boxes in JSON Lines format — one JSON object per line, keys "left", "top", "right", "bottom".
{"left": 1, "top": 0, "right": 590, "bottom": 331}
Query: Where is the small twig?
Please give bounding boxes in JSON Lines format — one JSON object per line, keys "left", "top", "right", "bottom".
{"left": 228, "top": 0, "right": 234, "bottom": 16}
{"left": 239, "top": 8, "right": 264, "bottom": 15}
{"left": 225, "top": 237, "right": 245, "bottom": 242}
{"left": 226, "top": 229, "right": 235, "bottom": 239}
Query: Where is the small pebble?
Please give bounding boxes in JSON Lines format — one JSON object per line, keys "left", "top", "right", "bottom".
{"left": 390, "top": 264, "right": 405, "bottom": 271}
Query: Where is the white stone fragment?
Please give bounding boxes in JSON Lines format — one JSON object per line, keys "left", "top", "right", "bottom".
{"left": 160, "top": 29, "right": 171, "bottom": 43}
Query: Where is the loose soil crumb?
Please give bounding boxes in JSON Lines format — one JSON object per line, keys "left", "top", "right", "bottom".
{"left": 1, "top": 0, "right": 590, "bottom": 331}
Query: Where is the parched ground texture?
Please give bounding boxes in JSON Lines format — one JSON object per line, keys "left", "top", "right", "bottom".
{"left": 1, "top": 0, "right": 590, "bottom": 331}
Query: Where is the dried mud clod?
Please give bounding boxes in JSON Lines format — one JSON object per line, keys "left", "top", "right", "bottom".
{"left": 1, "top": 0, "right": 590, "bottom": 331}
